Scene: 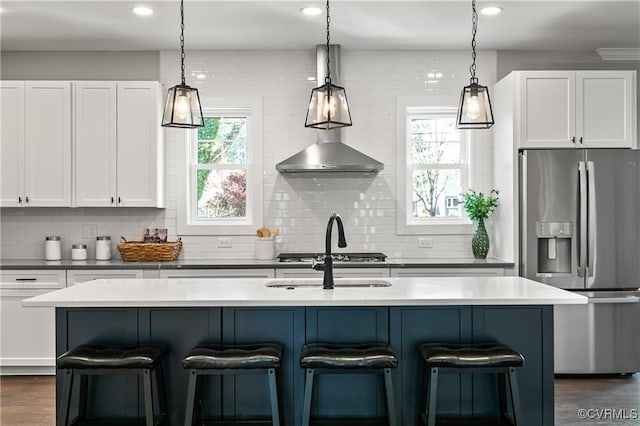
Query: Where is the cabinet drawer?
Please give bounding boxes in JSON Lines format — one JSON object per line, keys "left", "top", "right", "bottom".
{"left": 160, "top": 268, "right": 275, "bottom": 279}
{"left": 0, "top": 270, "right": 66, "bottom": 289}
{"left": 391, "top": 268, "right": 505, "bottom": 277}
{"left": 276, "top": 268, "right": 390, "bottom": 278}
{"left": 67, "top": 269, "right": 144, "bottom": 286}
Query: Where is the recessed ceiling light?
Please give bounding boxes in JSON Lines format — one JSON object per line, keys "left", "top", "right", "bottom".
{"left": 195, "top": 73, "right": 206, "bottom": 80}
{"left": 307, "top": 76, "right": 317, "bottom": 81}
{"left": 481, "top": 6, "right": 503, "bottom": 16}
{"left": 131, "top": 6, "right": 154, "bottom": 16}
{"left": 301, "top": 7, "right": 322, "bottom": 17}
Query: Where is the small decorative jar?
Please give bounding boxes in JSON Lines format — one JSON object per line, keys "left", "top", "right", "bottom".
{"left": 71, "top": 244, "right": 88, "bottom": 261}
{"left": 95, "top": 236, "right": 112, "bottom": 261}
{"left": 45, "top": 236, "right": 62, "bottom": 261}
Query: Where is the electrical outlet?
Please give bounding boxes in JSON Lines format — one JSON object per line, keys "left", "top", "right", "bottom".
{"left": 82, "top": 224, "right": 97, "bottom": 239}
{"left": 418, "top": 238, "right": 433, "bottom": 248}
{"left": 217, "top": 237, "right": 233, "bottom": 248}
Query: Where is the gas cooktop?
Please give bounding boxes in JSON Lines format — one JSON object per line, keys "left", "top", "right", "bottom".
{"left": 276, "top": 252, "right": 387, "bottom": 263}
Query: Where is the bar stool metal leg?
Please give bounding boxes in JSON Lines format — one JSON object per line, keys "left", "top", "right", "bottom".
{"left": 383, "top": 368, "right": 397, "bottom": 426}
{"left": 425, "top": 367, "right": 438, "bottom": 426}
{"left": 154, "top": 365, "right": 168, "bottom": 424}
{"left": 301, "top": 368, "right": 315, "bottom": 426}
{"left": 508, "top": 367, "right": 522, "bottom": 424}
{"left": 58, "top": 369, "right": 73, "bottom": 426}
{"left": 78, "top": 374, "right": 88, "bottom": 422}
{"left": 184, "top": 370, "right": 199, "bottom": 426}
{"left": 143, "top": 369, "right": 154, "bottom": 426}
{"left": 267, "top": 368, "right": 281, "bottom": 426}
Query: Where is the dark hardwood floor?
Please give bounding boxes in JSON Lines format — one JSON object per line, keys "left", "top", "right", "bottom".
{"left": 0, "top": 375, "right": 638, "bottom": 425}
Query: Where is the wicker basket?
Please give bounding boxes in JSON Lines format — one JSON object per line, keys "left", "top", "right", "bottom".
{"left": 117, "top": 239, "right": 182, "bottom": 262}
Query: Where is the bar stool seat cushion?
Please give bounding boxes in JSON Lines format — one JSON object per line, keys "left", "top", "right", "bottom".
{"left": 183, "top": 343, "right": 282, "bottom": 370}
{"left": 419, "top": 342, "right": 524, "bottom": 368}
{"left": 300, "top": 343, "right": 398, "bottom": 369}
{"left": 57, "top": 345, "right": 165, "bottom": 369}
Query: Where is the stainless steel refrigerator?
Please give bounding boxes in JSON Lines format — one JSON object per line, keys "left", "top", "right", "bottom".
{"left": 520, "top": 149, "right": 640, "bottom": 374}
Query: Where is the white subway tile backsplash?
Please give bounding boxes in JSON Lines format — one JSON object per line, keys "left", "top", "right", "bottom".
{"left": 1, "top": 49, "right": 496, "bottom": 260}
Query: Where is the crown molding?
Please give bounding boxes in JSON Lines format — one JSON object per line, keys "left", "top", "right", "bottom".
{"left": 596, "top": 48, "right": 640, "bottom": 61}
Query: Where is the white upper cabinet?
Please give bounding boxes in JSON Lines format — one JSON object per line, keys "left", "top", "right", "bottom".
{"left": 1, "top": 81, "right": 71, "bottom": 207}
{"left": 73, "top": 81, "right": 164, "bottom": 207}
{"left": 0, "top": 82, "right": 25, "bottom": 207}
{"left": 517, "top": 71, "right": 636, "bottom": 149}
{"left": 116, "top": 82, "right": 164, "bottom": 207}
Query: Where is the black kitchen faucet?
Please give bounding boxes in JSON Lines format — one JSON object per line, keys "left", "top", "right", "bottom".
{"left": 312, "top": 213, "right": 347, "bottom": 289}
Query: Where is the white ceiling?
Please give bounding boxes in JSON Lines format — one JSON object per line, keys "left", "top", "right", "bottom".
{"left": 1, "top": 1, "right": 639, "bottom": 52}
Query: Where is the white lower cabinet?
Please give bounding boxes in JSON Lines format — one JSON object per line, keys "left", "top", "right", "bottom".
{"left": 276, "top": 268, "right": 390, "bottom": 278}
{"left": 66, "top": 269, "right": 144, "bottom": 286}
{"left": 390, "top": 268, "right": 505, "bottom": 277}
{"left": 0, "top": 270, "right": 66, "bottom": 375}
{"left": 159, "top": 269, "right": 275, "bottom": 279}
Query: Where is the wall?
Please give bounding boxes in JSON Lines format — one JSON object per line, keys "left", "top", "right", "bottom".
{"left": 0, "top": 49, "right": 496, "bottom": 260}
{"left": 0, "top": 51, "right": 160, "bottom": 80}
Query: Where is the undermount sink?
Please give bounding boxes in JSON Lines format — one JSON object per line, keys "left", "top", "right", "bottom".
{"left": 265, "top": 278, "right": 392, "bottom": 289}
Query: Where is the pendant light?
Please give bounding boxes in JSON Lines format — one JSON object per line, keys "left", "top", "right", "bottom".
{"left": 456, "top": 0, "right": 494, "bottom": 129}
{"left": 304, "top": 0, "right": 352, "bottom": 130}
{"left": 162, "top": 0, "right": 204, "bottom": 128}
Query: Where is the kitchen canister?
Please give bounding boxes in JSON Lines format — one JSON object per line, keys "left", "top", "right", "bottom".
{"left": 71, "top": 244, "right": 88, "bottom": 261}
{"left": 95, "top": 236, "right": 112, "bottom": 260}
{"left": 256, "top": 237, "right": 275, "bottom": 260}
{"left": 45, "top": 236, "right": 62, "bottom": 261}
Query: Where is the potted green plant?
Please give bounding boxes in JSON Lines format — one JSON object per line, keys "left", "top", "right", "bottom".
{"left": 461, "top": 189, "right": 499, "bottom": 259}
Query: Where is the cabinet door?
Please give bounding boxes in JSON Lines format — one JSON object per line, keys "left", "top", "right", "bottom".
{"left": 577, "top": 71, "right": 636, "bottom": 148}
{"left": 116, "top": 82, "right": 163, "bottom": 207}
{"left": 0, "top": 289, "right": 56, "bottom": 374}
{"left": 0, "top": 270, "right": 66, "bottom": 374}
{"left": 24, "top": 81, "right": 72, "bottom": 206}
{"left": 519, "top": 71, "right": 575, "bottom": 148}
{"left": 0, "top": 81, "right": 25, "bottom": 207}
{"left": 73, "top": 82, "right": 117, "bottom": 207}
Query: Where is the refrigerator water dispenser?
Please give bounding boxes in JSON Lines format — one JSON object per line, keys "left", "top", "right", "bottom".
{"left": 536, "top": 222, "right": 572, "bottom": 273}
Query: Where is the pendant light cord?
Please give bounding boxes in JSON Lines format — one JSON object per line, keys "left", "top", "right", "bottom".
{"left": 180, "top": 0, "right": 186, "bottom": 85}
{"left": 469, "top": 0, "right": 478, "bottom": 83}
{"left": 325, "top": 0, "right": 331, "bottom": 84}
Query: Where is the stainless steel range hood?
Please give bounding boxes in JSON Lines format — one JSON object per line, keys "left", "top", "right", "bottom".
{"left": 276, "top": 45, "right": 384, "bottom": 174}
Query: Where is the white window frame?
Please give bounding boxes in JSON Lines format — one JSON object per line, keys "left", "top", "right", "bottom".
{"left": 177, "top": 97, "right": 263, "bottom": 236}
{"left": 396, "top": 97, "right": 475, "bottom": 235}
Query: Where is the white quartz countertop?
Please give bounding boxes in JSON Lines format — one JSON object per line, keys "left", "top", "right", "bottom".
{"left": 23, "top": 276, "right": 587, "bottom": 307}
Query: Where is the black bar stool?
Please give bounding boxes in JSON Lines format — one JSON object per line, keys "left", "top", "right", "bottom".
{"left": 418, "top": 342, "right": 524, "bottom": 426}
{"left": 300, "top": 343, "right": 398, "bottom": 426}
{"left": 182, "top": 343, "right": 282, "bottom": 426}
{"left": 57, "top": 344, "right": 168, "bottom": 426}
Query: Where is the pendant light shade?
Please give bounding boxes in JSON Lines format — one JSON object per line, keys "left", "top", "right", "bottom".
{"left": 304, "top": 0, "right": 352, "bottom": 130}
{"left": 305, "top": 79, "right": 352, "bottom": 129}
{"left": 457, "top": 0, "right": 494, "bottom": 129}
{"left": 162, "top": 0, "right": 204, "bottom": 128}
{"left": 457, "top": 78, "right": 494, "bottom": 129}
{"left": 162, "top": 84, "right": 204, "bottom": 128}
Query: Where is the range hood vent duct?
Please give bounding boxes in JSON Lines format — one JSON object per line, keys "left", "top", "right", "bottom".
{"left": 276, "top": 45, "right": 384, "bottom": 174}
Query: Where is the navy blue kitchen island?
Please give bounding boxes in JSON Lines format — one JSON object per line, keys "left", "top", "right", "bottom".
{"left": 25, "top": 276, "right": 587, "bottom": 425}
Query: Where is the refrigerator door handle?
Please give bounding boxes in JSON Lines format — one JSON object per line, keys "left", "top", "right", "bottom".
{"left": 586, "top": 161, "right": 596, "bottom": 277}
{"left": 578, "top": 161, "right": 587, "bottom": 277}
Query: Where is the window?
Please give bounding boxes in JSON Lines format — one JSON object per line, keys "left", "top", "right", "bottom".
{"left": 177, "top": 98, "right": 263, "bottom": 235}
{"left": 396, "top": 100, "right": 473, "bottom": 235}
